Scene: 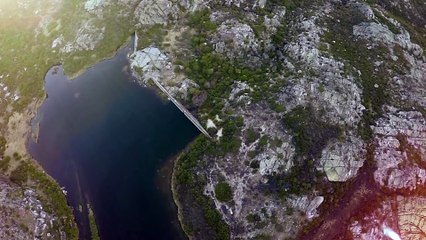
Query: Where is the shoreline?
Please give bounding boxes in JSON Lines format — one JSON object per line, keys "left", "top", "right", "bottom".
{"left": 22, "top": 31, "right": 201, "bottom": 240}
{"left": 170, "top": 138, "right": 199, "bottom": 240}
{"left": 156, "top": 149, "right": 193, "bottom": 240}
{"left": 26, "top": 33, "right": 134, "bottom": 172}
{"left": 64, "top": 35, "right": 134, "bottom": 81}
{"left": 19, "top": 35, "right": 135, "bottom": 239}
{"left": 24, "top": 37, "right": 133, "bottom": 174}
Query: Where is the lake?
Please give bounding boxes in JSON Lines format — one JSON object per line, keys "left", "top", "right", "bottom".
{"left": 28, "top": 41, "right": 198, "bottom": 240}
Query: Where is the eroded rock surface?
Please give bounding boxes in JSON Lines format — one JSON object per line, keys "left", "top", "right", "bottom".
{"left": 134, "top": 0, "right": 183, "bottom": 26}
{"left": 319, "top": 136, "right": 365, "bottom": 182}
{"left": 350, "top": 196, "right": 426, "bottom": 240}
{"left": 212, "top": 19, "right": 260, "bottom": 65}
{"left": 373, "top": 106, "right": 426, "bottom": 191}
{"left": 0, "top": 179, "right": 58, "bottom": 240}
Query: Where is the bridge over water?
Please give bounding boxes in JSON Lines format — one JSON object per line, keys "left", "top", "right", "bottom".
{"left": 150, "top": 78, "right": 212, "bottom": 139}
{"left": 133, "top": 33, "right": 212, "bottom": 139}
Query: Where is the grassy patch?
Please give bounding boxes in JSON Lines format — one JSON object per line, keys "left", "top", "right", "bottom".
{"left": 265, "top": 0, "right": 321, "bottom": 13}
{"left": 136, "top": 24, "right": 168, "bottom": 49}
{"left": 373, "top": 9, "right": 399, "bottom": 34}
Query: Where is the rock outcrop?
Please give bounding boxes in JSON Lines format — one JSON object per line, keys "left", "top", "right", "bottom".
{"left": 165, "top": 0, "right": 426, "bottom": 239}
{"left": 319, "top": 136, "right": 365, "bottom": 182}
{"left": 0, "top": 179, "right": 58, "bottom": 240}
{"left": 130, "top": 47, "right": 199, "bottom": 100}
{"left": 373, "top": 106, "right": 426, "bottom": 191}
{"left": 134, "top": 0, "right": 183, "bottom": 26}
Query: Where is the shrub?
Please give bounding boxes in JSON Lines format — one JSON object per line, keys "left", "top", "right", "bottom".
{"left": 246, "top": 213, "right": 261, "bottom": 223}
{"left": 10, "top": 163, "right": 29, "bottom": 185}
{"left": 0, "top": 156, "right": 11, "bottom": 171}
{"left": 0, "top": 136, "right": 6, "bottom": 156}
{"left": 250, "top": 160, "right": 260, "bottom": 169}
{"left": 245, "top": 128, "right": 259, "bottom": 144}
{"left": 214, "top": 181, "right": 233, "bottom": 202}
{"left": 283, "top": 106, "right": 340, "bottom": 158}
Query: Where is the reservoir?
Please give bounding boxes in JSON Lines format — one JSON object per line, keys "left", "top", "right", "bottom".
{"left": 28, "top": 41, "right": 198, "bottom": 239}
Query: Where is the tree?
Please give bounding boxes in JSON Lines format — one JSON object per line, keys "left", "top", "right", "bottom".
{"left": 214, "top": 181, "right": 233, "bottom": 202}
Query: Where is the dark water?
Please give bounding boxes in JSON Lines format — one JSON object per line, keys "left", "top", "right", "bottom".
{"left": 28, "top": 42, "right": 198, "bottom": 240}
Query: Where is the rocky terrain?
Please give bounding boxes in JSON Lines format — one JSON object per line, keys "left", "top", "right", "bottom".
{"left": 0, "top": 0, "right": 425, "bottom": 239}
{"left": 129, "top": 0, "right": 426, "bottom": 239}
{"left": 0, "top": 177, "right": 61, "bottom": 239}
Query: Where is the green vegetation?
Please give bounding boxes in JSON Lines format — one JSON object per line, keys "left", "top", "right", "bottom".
{"left": 265, "top": 0, "right": 317, "bottom": 13}
{"left": 264, "top": 107, "right": 333, "bottom": 198}
{"left": 0, "top": 136, "right": 6, "bottom": 157}
{"left": 0, "top": 137, "right": 8, "bottom": 172}
{"left": 174, "top": 137, "right": 230, "bottom": 240}
{"left": 271, "top": 24, "right": 289, "bottom": 46}
{"left": 60, "top": 2, "right": 135, "bottom": 76}
{"left": 9, "top": 161, "right": 78, "bottom": 239}
{"left": 0, "top": 1, "right": 135, "bottom": 115}
{"left": 250, "top": 160, "right": 260, "bottom": 169}
{"left": 0, "top": 156, "right": 11, "bottom": 172}
{"left": 246, "top": 213, "right": 261, "bottom": 223}
{"left": 88, "top": 205, "right": 100, "bottom": 240}
{"left": 366, "top": 0, "right": 426, "bottom": 49}
{"left": 182, "top": 7, "right": 298, "bottom": 117}
{"left": 216, "top": 116, "right": 244, "bottom": 155}
{"left": 285, "top": 207, "right": 294, "bottom": 216}
{"left": 385, "top": 10, "right": 426, "bottom": 49}
{"left": 254, "top": 233, "right": 273, "bottom": 240}
{"left": 373, "top": 9, "right": 399, "bottom": 34}
{"left": 245, "top": 128, "right": 259, "bottom": 144}
{"left": 214, "top": 181, "right": 233, "bottom": 202}
{"left": 258, "top": 136, "right": 269, "bottom": 151}
{"left": 171, "top": 9, "right": 281, "bottom": 237}
{"left": 182, "top": 49, "right": 268, "bottom": 110}
{"left": 183, "top": 9, "right": 273, "bottom": 108}
{"left": 137, "top": 24, "right": 168, "bottom": 49}
{"left": 283, "top": 106, "right": 341, "bottom": 158}
{"left": 9, "top": 164, "right": 28, "bottom": 185}
{"left": 322, "top": 6, "right": 391, "bottom": 140}
{"left": 323, "top": 4, "right": 424, "bottom": 140}
{"left": 269, "top": 159, "right": 325, "bottom": 198}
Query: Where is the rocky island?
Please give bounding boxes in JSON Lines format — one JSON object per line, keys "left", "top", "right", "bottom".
{"left": 0, "top": 0, "right": 425, "bottom": 239}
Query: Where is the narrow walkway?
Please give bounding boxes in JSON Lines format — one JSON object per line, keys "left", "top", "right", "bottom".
{"left": 133, "top": 32, "right": 211, "bottom": 139}
{"left": 150, "top": 78, "right": 212, "bottom": 139}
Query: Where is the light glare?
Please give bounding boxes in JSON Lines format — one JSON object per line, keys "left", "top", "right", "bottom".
{"left": 383, "top": 226, "right": 401, "bottom": 240}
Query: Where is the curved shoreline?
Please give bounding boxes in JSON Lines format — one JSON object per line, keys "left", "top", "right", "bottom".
{"left": 19, "top": 35, "right": 135, "bottom": 239}
{"left": 171, "top": 140, "right": 197, "bottom": 240}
